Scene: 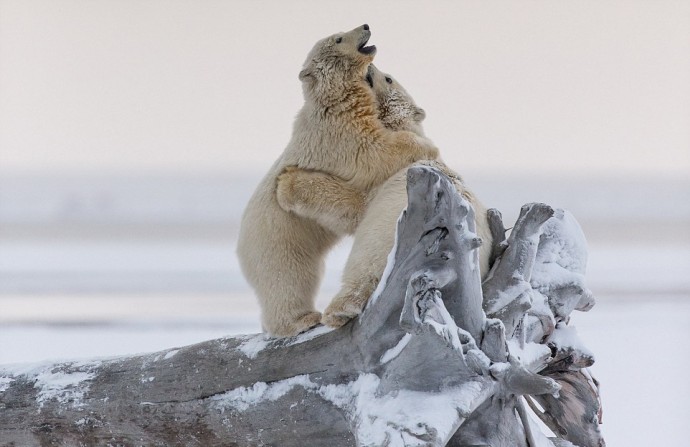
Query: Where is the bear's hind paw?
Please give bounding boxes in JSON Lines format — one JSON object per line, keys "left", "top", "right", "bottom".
{"left": 322, "top": 294, "right": 370, "bottom": 328}
{"left": 291, "top": 311, "right": 323, "bottom": 335}
{"left": 268, "top": 311, "right": 322, "bottom": 338}
{"left": 321, "top": 311, "right": 355, "bottom": 329}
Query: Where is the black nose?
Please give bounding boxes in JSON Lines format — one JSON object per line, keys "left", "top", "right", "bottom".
{"left": 363, "top": 24, "right": 369, "bottom": 30}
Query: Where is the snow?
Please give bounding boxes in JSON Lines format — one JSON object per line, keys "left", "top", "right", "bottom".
{"left": 0, "top": 297, "right": 687, "bottom": 446}
{"left": 0, "top": 360, "right": 100, "bottom": 410}
{"left": 0, "top": 2, "right": 686, "bottom": 441}
{"left": 236, "top": 324, "right": 335, "bottom": 359}
{"left": 524, "top": 409, "right": 562, "bottom": 447}
{"left": 468, "top": 249, "right": 478, "bottom": 272}
{"left": 507, "top": 340, "right": 552, "bottom": 373}
{"left": 425, "top": 295, "right": 472, "bottom": 352}
{"left": 538, "top": 210, "right": 588, "bottom": 274}
{"left": 547, "top": 324, "right": 594, "bottom": 360}
{"left": 0, "top": 377, "right": 13, "bottom": 392}
{"left": 517, "top": 209, "right": 599, "bottom": 323}
{"left": 0, "top": 174, "right": 688, "bottom": 445}
{"left": 290, "top": 324, "right": 335, "bottom": 343}
{"left": 484, "top": 281, "right": 532, "bottom": 313}
{"left": 211, "top": 375, "right": 316, "bottom": 412}
{"left": 2, "top": 296, "right": 685, "bottom": 445}
{"left": 236, "top": 333, "right": 270, "bottom": 359}
{"left": 209, "top": 371, "right": 486, "bottom": 444}
{"left": 379, "top": 333, "right": 411, "bottom": 364}
{"left": 319, "top": 373, "right": 491, "bottom": 446}
{"left": 162, "top": 349, "right": 179, "bottom": 360}
{"left": 532, "top": 211, "right": 586, "bottom": 284}
{"left": 34, "top": 369, "right": 95, "bottom": 409}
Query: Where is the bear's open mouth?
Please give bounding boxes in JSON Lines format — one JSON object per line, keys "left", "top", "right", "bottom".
{"left": 358, "top": 35, "right": 376, "bottom": 55}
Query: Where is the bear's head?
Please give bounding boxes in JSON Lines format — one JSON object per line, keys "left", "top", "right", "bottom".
{"left": 366, "top": 64, "right": 426, "bottom": 136}
{"left": 299, "top": 24, "right": 376, "bottom": 105}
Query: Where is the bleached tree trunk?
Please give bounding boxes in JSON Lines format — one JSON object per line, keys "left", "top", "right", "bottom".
{"left": 0, "top": 167, "right": 604, "bottom": 447}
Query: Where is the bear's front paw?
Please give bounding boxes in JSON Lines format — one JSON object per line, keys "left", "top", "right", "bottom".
{"left": 270, "top": 311, "right": 322, "bottom": 338}
{"left": 321, "top": 292, "right": 370, "bottom": 328}
{"left": 321, "top": 311, "right": 353, "bottom": 329}
{"left": 424, "top": 145, "right": 440, "bottom": 160}
{"left": 291, "top": 311, "right": 323, "bottom": 335}
{"left": 276, "top": 166, "right": 300, "bottom": 212}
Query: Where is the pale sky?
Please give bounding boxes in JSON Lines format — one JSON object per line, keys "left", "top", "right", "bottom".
{"left": 1, "top": 0, "right": 688, "bottom": 175}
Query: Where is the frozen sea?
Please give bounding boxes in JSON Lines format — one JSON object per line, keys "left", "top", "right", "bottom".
{"left": 1, "top": 172, "right": 689, "bottom": 446}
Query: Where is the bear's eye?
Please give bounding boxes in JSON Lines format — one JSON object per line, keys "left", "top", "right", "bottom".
{"left": 385, "top": 77, "right": 393, "bottom": 84}
{"left": 335, "top": 37, "right": 342, "bottom": 44}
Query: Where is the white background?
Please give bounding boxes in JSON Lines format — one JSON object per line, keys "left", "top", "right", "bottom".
{"left": 1, "top": 0, "right": 688, "bottom": 174}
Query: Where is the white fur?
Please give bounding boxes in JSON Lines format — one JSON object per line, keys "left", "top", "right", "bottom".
{"left": 237, "top": 28, "right": 439, "bottom": 337}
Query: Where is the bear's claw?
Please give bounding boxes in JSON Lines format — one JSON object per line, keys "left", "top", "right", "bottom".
{"left": 276, "top": 167, "right": 299, "bottom": 212}
{"left": 293, "top": 311, "right": 323, "bottom": 333}
{"left": 321, "top": 291, "right": 371, "bottom": 328}
{"left": 321, "top": 312, "right": 353, "bottom": 329}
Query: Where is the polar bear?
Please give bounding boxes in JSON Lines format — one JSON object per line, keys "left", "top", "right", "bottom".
{"left": 237, "top": 25, "right": 440, "bottom": 337}
{"left": 275, "top": 64, "right": 429, "bottom": 235}
{"left": 278, "top": 64, "right": 493, "bottom": 328}
{"left": 322, "top": 159, "right": 494, "bottom": 327}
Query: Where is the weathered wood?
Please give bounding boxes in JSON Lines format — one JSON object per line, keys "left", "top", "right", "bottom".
{"left": 0, "top": 167, "right": 604, "bottom": 447}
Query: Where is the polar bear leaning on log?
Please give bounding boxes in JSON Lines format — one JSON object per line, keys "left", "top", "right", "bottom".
{"left": 279, "top": 64, "right": 493, "bottom": 328}
{"left": 237, "top": 25, "right": 440, "bottom": 337}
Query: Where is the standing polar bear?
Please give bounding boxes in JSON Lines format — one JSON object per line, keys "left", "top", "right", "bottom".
{"left": 279, "top": 64, "right": 493, "bottom": 327}
{"left": 237, "top": 25, "right": 440, "bottom": 337}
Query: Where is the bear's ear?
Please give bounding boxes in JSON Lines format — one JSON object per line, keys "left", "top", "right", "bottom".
{"left": 298, "top": 68, "right": 313, "bottom": 82}
{"left": 414, "top": 107, "right": 426, "bottom": 122}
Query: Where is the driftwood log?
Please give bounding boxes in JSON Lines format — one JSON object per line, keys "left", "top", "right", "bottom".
{"left": 0, "top": 167, "right": 605, "bottom": 447}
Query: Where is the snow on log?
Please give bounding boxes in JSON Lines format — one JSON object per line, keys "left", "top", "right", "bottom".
{"left": 0, "top": 167, "right": 604, "bottom": 447}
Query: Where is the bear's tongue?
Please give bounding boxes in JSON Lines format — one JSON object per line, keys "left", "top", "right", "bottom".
{"left": 358, "top": 36, "right": 376, "bottom": 55}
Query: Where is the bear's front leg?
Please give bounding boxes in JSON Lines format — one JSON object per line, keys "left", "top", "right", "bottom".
{"left": 392, "top": 131, "right": 440, "bottom": 163}
{"left": 321, "top": 275, "right": 379, "bottom": 328}
{"left": 365, "top": 131, "right": 440, "bottom": 185}
{"left": 276, "top": 166, "right": 367, "bottom": 236}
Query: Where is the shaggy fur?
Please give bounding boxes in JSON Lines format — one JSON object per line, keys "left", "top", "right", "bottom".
{"left": 277, "top": 64, "right": 493, "bottom": 328}
{"left": 237, "top": 26, "right": 439, "bottom": 337}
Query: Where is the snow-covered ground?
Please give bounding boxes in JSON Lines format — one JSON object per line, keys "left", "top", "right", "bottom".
{"left": 1, "top": 294, "right": 688, "bottom": 446}
{"left": 1, "top": 174, "right": 688, "bottom": 445}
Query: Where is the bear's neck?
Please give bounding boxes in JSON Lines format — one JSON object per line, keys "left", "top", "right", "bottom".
{"left": 309, "top": 80, "right": 378, "bottom": 124}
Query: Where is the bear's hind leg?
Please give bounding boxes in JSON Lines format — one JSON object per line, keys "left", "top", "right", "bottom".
{"left": 321, "top": 275, "right": 379, "bottom": 328}
{"left": 321, "top": 169, "right": 408, "bottom": 328}
{"left": 276, "top": 311, "right": 322, "bottom": 337}
{"left": 258, "top": 248, "right": 326, "bottom": 338}
{"left": 261, "top": 296, "right": 323, "bottom": 338}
